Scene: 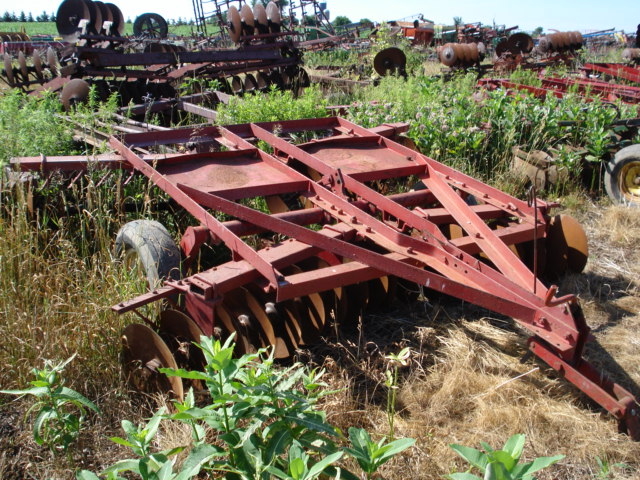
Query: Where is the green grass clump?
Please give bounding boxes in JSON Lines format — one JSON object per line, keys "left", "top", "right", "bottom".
{"left": 216, "top": 84, "right": 329, "bottom": 125}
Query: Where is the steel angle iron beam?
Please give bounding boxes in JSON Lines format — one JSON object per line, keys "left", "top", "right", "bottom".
{"left": 11, "top": 116, "right": 639, "bottom": 439}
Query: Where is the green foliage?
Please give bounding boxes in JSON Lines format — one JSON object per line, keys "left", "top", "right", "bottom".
{"left": 384, "top": 347, "right": 410, "bottom": 439}
{"left": 0, "top": 354, "right": 99, "bottom": 454}
{"left": 446, "top": 434, "right": 564, "bottom": 480}
{"left": 345, "top": 427, "right": 415, "bottom": 480}
{"left": 0, "top": 89, "right": 74, "bottom": 165}
{"left": 216, "top": 84, "right": 329, "bottom": 125}
{"left": 594, "top": 455, "right": 629, "bottom": 479}
{"left": 79, "top": 337, "right": 414, "bottom": 479}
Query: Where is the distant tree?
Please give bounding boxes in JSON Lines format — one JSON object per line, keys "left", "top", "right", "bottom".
{"left": 27, "top": 12, "right": 33, "bottom": 22}
{"left": 18, "top": 11, "right": 26, "bottom": 22}
{"left": 532, "top": 26, "right": 544, "bottom": 37}
{"left": 359, "top": 18, "right": 372, "bottom": 25}
{"left": 453, "top": 16, "right": 463, "bottom": 28}
{"left": 332, "top": 15, "right": 351, "bottom": 27}
{"left": 50, "top": 12, "right": 56, "bottom": 22}
{"left": 0, "top": 11, "right": 10, "bottom": 22}
{"left": 126, "top": 17, "right": 132, "bottom": 24}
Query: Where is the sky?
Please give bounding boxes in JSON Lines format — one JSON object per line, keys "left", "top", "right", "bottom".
{"left": 13, "top": 0, "right": 640, "bottom": 34}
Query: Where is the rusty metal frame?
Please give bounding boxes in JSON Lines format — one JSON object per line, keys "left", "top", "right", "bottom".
{"left": 13, "top": 116, "right": 640, "bottom": 437}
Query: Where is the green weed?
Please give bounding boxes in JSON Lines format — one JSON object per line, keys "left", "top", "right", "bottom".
{"left": 446, "top": 434, "right": 564, "bottom": 480}
{"left": 0, "top": 354, "right": 100, "bottom": 454}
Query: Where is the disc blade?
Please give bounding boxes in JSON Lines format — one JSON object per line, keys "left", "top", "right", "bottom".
{"left": 105, "top": 3, "right": 124, "bottom": 35}
{"left": 60, "top": 78, "right": 91, "bottom": 110}
{"left": 121, "top": 323, "right": 184, "bottom": 401}
{"left": 240, "top": 4, "right": 255, "bottom": 35}
{"left": 228, "top": 6, "right": 242, "bottom": 43}
{"left": 17, "top": 51, "right": 28, "bottom": 82}
{"left": 55, "top": 0, "right": 90, "bottom": 41}
{"left": 47, "top": 47, "right": 59, "bottom": 76}
{"left": 3, "top": 54, "right": 15, "bottom": 87}
{"left": 266, "top": 2, "right": 281, "bottom": 33}
{"left": 159, "top": 309, "right": 206, "bottom": 371}
{"left": 244, "top": 73, "right": 258, "bottom": 93}
{"left": 373, "top": 47, "right": 406, "bottom": 76}
{"left": 253, "top": 3, "right": 268, "bottom": 33}
{"left": 33, "top": 50, "right": 44, "bottom": 81}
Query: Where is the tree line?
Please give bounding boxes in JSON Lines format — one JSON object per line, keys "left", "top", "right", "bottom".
{"left": 1, "top": 11, "right": 57, "bottom": 22}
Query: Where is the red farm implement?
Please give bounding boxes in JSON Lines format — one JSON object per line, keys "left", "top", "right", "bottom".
{"left": 11, "top": 116, "right": 640, "bottom": 439}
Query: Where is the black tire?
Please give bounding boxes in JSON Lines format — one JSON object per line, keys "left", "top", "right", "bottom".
{"left": 115, "top": 220, "right": 181, "bottom": 289}
{"left": 133, "top": 13, "right": 169, "bottom": 39}
{"left": 604, "top": 144, "right": 640, "bottom": 207}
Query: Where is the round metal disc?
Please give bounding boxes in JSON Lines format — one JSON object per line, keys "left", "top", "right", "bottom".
{"left": 461, "top": 43, "right": 473, "bottom": 63}
{"left": 266, "top": 2, "right": 281, "bottom": 33}
{"left": 256, "top": 71, "right": 271, "bottom": 90}
{"left": 159, "top": 309, "right": 206, "bottom": 372}
{"left": 240, "top": 4, "right": 255, "bottom": 35}
{"left": 3, "top": 54, "right": 15, "bottom": 87}
{"left": 60, "top": 78, "right": 91, "bottom": 110}
{"left": 373, "top": 47, "right": 407, "bottom": 76}
{"left": 121, "top": 323, "right": 184, "bottom": 401}
{"left": 495, "top": 39, "right": 509, "bottom": 57}
{"left": 299, "top": 67, "right": 311, "bottom": 88}
{"left": 17, "top": 51, "right": 28, "bottom": 82}
{"left": 244, "top": 73, "right": 258, "bottom": 93}
{"left": 231, "top": 75, "right": 244, "bottom": 94}
{"left": 47, "top": 47, "right": 59, "bottom": 76}
{"left": 545, "top": 214, "right": 589, "bottom": 276}
{"left": 82, "top": 0, "right": 102, "bottom": 34}
{"left": 537, "top": 36, "right": 550, "bottom": 53}
{"left": 56, "top": 0, "right": 90, "bottom": 41}
{"left": 467, "top": 43, "right": 479, "bottom": 62}
{"left": 439, "top": 44, "right": 457, "bottom": 67}
{"left": 214, "top": 302, "right": 255, "bottom": 355}
{"left": 33, "top": 51, "right": 44, "bottom": 81}
{"left": 254, "top": 3, "right": 268, "bottom": 33}
{"left": 508, "top": 33, "right": 534, "bottom": 54}
{"left": 573, "top": 31, "right": 583, "bottom": 48}
{"left": 227, "top": 6, "right": 242, "bottom": 43}
{"left": 93, "top": 1, "right": 111, "bottom": 34}
{"left": 105, "top": 3, "right": 124, "bottom": 35}
{"left": 269, "top": 70, "right": 284, "bottom": 89}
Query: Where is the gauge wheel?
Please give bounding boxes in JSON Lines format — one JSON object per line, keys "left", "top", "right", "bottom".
{"left": 604, "top": 144, "right": 640, "bottom": 207}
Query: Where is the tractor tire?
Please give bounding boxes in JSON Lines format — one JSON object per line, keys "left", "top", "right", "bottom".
{"left": 604, "top": 144, "right": 640, "bottom": 207}
{"left": 133, "top": 13, "right": 169, "bottom": 39}
{"left": 115, "top": 220, "right": 181, "bottom": 289}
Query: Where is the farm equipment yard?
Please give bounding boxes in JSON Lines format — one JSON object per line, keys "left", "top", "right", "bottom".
{"left": 1, "top": 1, "right": 640, "bottom": 479}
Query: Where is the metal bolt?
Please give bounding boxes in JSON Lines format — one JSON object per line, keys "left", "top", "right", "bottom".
{"left": 351, "top": 216, "right": 357, "bottom": 223}
{"left": 407, "top": 247, "right": 415, "bottom": 254}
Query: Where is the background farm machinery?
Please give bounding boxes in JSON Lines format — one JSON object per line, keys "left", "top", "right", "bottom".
{"left": 477, "top": 70, "right": 640, "bottom": 206}
{"left": 0, "top": 0, "right": 317, "bottom": 116}
{"left": 10, "top": 115, "right": 640, "bottom": 440}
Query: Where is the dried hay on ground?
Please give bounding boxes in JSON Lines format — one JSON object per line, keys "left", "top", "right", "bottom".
{"left": 312, "top": 202, "right": 640, "bottom": 480}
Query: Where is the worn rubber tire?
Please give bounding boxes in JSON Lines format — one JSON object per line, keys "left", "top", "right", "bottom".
{"left": 133, "top": 13, "right": 169, "bottom": 39}
{"left": 115, "top": 220, "right": 181, "bottom": 289}
{"left": 604, "top": 144, "right": 640, "bottom": 207}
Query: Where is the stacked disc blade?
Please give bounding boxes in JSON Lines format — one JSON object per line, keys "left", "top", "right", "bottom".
{"left": 56, "top": 0, "right": 125, "bottom": 41}
{"left": 438, "top": 42, "right": 484, "bottom": 68}
{"left": 536, "top": 31, "right": 584, "bottom": 54}
{"left": 227, "top": 1, "right": 281, "bottom": 43}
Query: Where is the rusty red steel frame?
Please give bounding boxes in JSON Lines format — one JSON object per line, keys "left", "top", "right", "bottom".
{"left": 478, "top": 77, "right": 640, "bottom": 105}
{"left": 13, "top": 116, "right": 639, "bottom": 438}
{"left": 582, "top": 63, "right": 640, "bottom": 84}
